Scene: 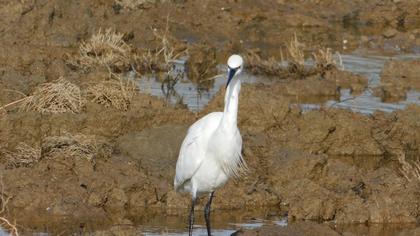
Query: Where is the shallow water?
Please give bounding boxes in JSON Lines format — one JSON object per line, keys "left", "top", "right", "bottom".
{"left": 0, "top": 209, "right": 287, "bottom": 236}
{"left": 3, "top": 212, "right": 416, "bottom": 236}
{"left": 137, "top": 54, "right": 420, "bottom": 114}
{"left": 137, "top": 65, "right": 271, "bottom": 112}
{"left": 324, "top": 54, "right": 420, "bottom": 114}
{"left": 140, "top": 218, "right": 287, "bottom": 236}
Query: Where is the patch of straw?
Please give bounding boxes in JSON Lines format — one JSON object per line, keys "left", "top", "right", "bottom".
{"left": 20, "top": 78, "right": 83, "bottom": 114}
{"left": 42, "top": 133, "right": 112, "bottom": 162}
{"left": 133, "top": 16, "right": 186, "bottom": 75}
{"left": 0, "top": 89, "right": 30, "bottom": 115}
{"left": 78, "top": 28, "right": 131, "bottom": 69}
{"left": 87, "top": 71, "right": 136, "bottom": 111}
{"left": 245, "top": 50, "right": 287, "bottom": 77}
{"left": 312, "top": 48, "right": 337, "bottom": 71}
{"left": 287, "top": 34, "right": 305, "bottom": 68}
{"left": 134, "top": 49, "right": 160, "bottom": 72}
{"left": 0, "top": 97, "right": 28, "bottom": 115}
{"left": 0, "top": 177, "right": 10, "bottom": 215}
{"left": 398, "top": 153, "right": 420, "bottom": 182}
{"left": 2, "top": 143, "right": 41, "bottom": 169}
{"left": 152, "top": 16, "right": 187, "bottom": 70}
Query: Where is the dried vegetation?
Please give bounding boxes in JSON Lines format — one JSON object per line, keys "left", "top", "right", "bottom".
{"left": 0, "top": 28, "right": 140, "bottom": 116}
{"left": 398, "top": 154, "right": 420, "bottom": 182}
{"left": 1, "top": 74, "right": 135, "bottom": 115}
{"left": 1, "top": 22, "right": 189, "bottom": 115}
{"left": 68, "top": 28, "right": 132, "bottom": 71}
{"left": 245, "top": 50, "right": 286, "bottom": 77}
{"left": 134, "top": 19, "right": 187, "bottom": 75}
{"left": 245, "top": 35, "right": 339, "bottom": 79}
{"left": 134, "top": 49, "right": 161, "bottom": 73}
{"left": 86, "top": 73, "right": 136, "bottom": 111}
{"left": 42, "top": 133, "right": 112, "bottom": 163}
{"left": 0, "top": 133, "right": 112, "bottom": 167}
{"left": 1, "top": 143, "right": 41, "bottom": 169}
{"left": 312, "top": 48, "right": 337, "bottom": 71}
{"left": 20, "top": 78, "right": 84, "bottom": 114}
{"left": 287, "top": 34, "right": 305, "bottom": 71}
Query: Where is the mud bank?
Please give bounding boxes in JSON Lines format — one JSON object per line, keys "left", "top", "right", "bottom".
{"left": 0, "top": 83, "right": 419, "bottom": 234}
{"left": 374, "top": 60, "right": 420, "bottom": 102}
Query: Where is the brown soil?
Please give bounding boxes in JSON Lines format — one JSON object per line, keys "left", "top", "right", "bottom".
{"left": 203, "top": 85, "right": 420, "bottom": 223}
{"left": 0, "top": 0, "right": 419, "bottom": 235}
{"left": 374, "top": 60, "right": 420, "bottom": 102}
{"left": 2, "top": 83, "right": 417, "bottom": 234}
{"left": 272, "top": 68, "right": 367, "bottom": 102}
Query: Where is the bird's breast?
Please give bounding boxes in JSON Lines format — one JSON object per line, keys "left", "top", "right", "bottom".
{"left": 207, "top": 129, "right": 241, "bottom": 160}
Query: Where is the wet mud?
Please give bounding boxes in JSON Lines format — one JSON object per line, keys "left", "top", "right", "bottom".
{"left": 374, "top": 60, "right": 420, "bottom": 102}
{"left": 0, "top": 0, "right": 419, "bottom": 235}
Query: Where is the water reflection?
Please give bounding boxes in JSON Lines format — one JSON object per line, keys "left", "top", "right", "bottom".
{"left": 123, "top": 218, "right": 287, "bottom": 236}
{"left": 5, "top": 210, "right": 417, "bottom": 236}
{"left": 140, "top": 218, "right": 288, "bottom": 236}
{"left": 137, "top": 69, "right": 270, "bottom": 112}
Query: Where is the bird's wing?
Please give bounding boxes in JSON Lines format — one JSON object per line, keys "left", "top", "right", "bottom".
{"left": 174, "top": 112, "right": 223, "bottom": 191}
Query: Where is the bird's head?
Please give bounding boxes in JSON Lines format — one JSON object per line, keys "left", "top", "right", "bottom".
{"left": 226, "top": 54, "right": 244, "bottom": 87}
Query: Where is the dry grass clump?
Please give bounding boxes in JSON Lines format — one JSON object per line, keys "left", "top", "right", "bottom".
{"left": 134, "top": 49, "right": 160, "bottom": 72}
{"left": 186, "top": 43, "right": 217, "bottom": 83}
{"left": 20, "top": 78, "right": 84, "bottom": 114}
{"left": 153, "top": 25, "right": 184, "bottom": 70}
{"left": 77, "top": 28, "right": 131, "bottom": 69}
{"left": 245, "top": 50, "right": 287, "bottom": 77}
{"left": 135, "top": 18, "right": 187, "bottom": 74}
{"left": 245, "top": 35, "right": 342, "bottom": 79}
{"left": 87, "top": 75, "right": 136, "bottom": 111}
{"left": 398, "top": 154, "right": 420, "bottom": 182}
{"left": 245, "top": 35, "right": 307, "bottom": 78}
{"left": 0, "top": 177, "right": 19, "bottom": 236}
{"left": 313, "top": 48, "right": 337, "bottom": 71}
{"left": 287, "top": 34, "right": 305, "bottom": 70}
{"left": 1, "top": 143, "right": 41, "bottom": 169}
{"left": 42, "top": 133, "right": 112, "bottom": 163}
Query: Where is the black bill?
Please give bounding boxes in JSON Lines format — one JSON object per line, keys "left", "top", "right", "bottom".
{"left": 226, "top": 67, "right": 236, "bottom": 88}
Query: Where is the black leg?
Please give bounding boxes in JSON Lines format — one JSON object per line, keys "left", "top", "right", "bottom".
{"left": 189, "top": 198, "right": 196, "bottom": 236}
{"left": 204, "top": 192, "right": 215, "bottom": 236}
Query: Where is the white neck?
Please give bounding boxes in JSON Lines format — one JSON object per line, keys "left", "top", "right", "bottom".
{"left": 221, "top": 77, "right": 241, "bottom": 129}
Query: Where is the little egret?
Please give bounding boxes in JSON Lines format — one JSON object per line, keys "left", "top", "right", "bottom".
{"left": 174, "top": 55, "right": 247, "bottom": 236}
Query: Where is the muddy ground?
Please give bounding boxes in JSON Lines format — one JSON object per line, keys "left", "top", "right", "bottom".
{"left": 0, "top": 0, "right": 419, "bottom": 235}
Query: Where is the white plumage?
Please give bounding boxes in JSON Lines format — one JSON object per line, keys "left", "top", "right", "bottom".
{"left": 174, "top": 55, "right": 247, "bottom": 236}
{"left": 174, "top": 112, "right": 245, "bottom": 195}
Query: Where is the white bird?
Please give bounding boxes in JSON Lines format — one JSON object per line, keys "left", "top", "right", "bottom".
{"left": 174, "top": 55, "right": 247, "bottom": 236}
